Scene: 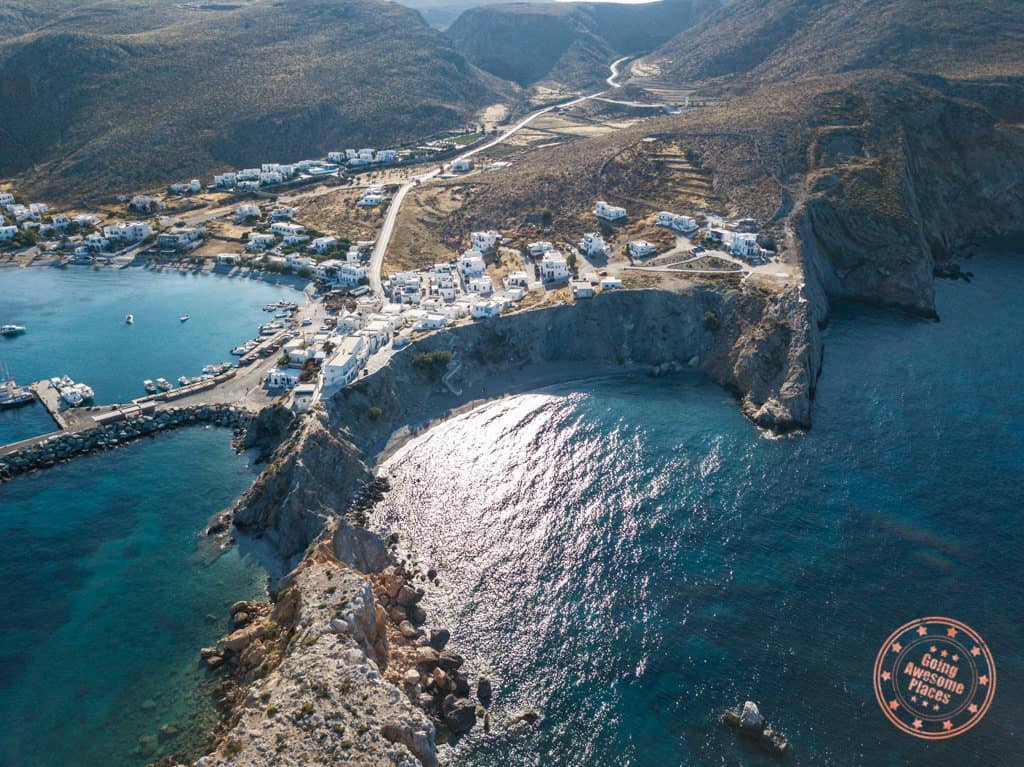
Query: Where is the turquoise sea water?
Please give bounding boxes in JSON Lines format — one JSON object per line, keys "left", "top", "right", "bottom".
{"left": 373, "top": 248, "right": 1024, "bottom": 765}
{"left": 0, "top": 428, "right": 266, "bottom": 766}
{"left": 0, "top": 267, "right": 300, "bottom": 444}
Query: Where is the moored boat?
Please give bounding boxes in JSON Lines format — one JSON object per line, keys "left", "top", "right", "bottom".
{"left": 143, "top": 379, "right": 157, "bottom": 393}
{"left": 180, "top": 314, "right": 190, "bottom": 322}
{"left": 125, "top": 314, "right": 134, "bottom": 324}
{"left": 0, "top": 366, "right": 34, "bottom": 409}
{"left": 1, "top": 324, "right": 27, "bottom": 336}
{"left": 155, "top": 378, "right": 172, "bottom": 391}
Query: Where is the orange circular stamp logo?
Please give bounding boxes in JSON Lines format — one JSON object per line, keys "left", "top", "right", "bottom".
{"left": 873, "top": 617, "right": 995, "bottom": 739}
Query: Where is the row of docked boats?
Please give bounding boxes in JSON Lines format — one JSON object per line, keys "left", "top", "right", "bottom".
{"left": 263, "top": 301, "right": 299, "bottom": 313}
{"left": 50, "top": 375, "right": 95, "bottom": 408}
{"left": 142, "top": 363, "right": 233, "bottom": 394}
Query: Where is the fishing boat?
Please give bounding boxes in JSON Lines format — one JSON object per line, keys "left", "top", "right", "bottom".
{"left": 155, "top": 378, "right": 172, "bottom": 391}
{"left": 178, "top": 375, "right": 193, "bottom": 386}
{"left": 1, "top": 324, "right": 27, "bottom": 336}
{"left": 180, "top": 314, "right": 191, "bottom": 322}
{"left": 125, "top": 314, "right": 134, "bottom": 324}
{"left": 143, "top": 379, "right": 157, "bottom": 394}
{"left": 0, "top": 365, "right": 34, "bottom": 409}
{"left": 56, "top": 378, "right": 93, "bottom": 407}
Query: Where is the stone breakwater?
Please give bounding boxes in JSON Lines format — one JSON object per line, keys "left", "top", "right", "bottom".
{"left": 0, "top": 404, "right": 252, "bottom": 482}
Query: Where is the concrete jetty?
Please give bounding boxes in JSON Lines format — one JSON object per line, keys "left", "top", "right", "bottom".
{"left": 28, "top": 379, "right": 70, "bottom": 430}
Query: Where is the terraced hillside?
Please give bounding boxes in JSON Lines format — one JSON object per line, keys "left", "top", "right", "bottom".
{"left": 0, "top": 0, "right": 507, "bottom": 199}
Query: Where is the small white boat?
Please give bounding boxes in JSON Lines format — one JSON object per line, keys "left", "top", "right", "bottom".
{"left": 155, "top": 378, "right": 172, "bottom": 391}
{"left": 125, "top": 314, "right": 134, "bottom": 324}
{"left": 179, "top": 314, "right": 190, "bottom": 322}
{"left": 143, "top": 379, "right": 157, "bottom": 394}
{"left": 1, "top": 324, "right": 27, "bottom": 336}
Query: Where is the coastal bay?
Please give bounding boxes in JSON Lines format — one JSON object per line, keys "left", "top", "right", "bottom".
{"left": 368, "top": 247, "right": 1024, "bottom": 766}
{"left": 0, "top": 266, "right": 301, "bottom": 444}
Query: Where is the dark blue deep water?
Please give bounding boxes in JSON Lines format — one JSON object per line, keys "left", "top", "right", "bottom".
{"left": 373, "top": 248, "right": 1024, "bottom": 766}
{"left": 0, "top": 428, "right": 267, "bottom": 766}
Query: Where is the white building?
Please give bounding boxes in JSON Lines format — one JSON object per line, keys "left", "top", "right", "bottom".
{"left": 323, "top": 335, "right": 368, "bottom": 389}
{"left": 470, "top": 230, "right": 500, "bottom": 252}
{"left": 0, "top": 192, "right": 14, "bottom": 207}
{"left": 725, "top": 231, "right": 759, "bottom": 258}
{"left": 282, "top": 234, "right": 310, "bottom": 247}
{"left": 571, "top": 280, "right": 595, "bottom": 299}
{"left": 270, "top": 206, "right": 298, "bottom": 221}
{"left": 594, "top": 200, "right": 627, "bottom": 221}
{"left": 236, "top": 203, "right": 261, "bottom": 222}
{"left": 0, "top": 225, "right": 17, "bottom": 241}
{"left": 466, "top": 276, "right": 494, "bottom": 295}
{"left": 416, "top": 312, "right": 448, "bottom": 331}
{"left": 238, "top": 168, "right": 261, "bottom": 181}
{"left": 540, "top": 251, "right": 569, "bottom": 282}
{"left": 271, "top": 222, "right": 305, "bottom": 237}
{"left": 459, "top": 250, "right": 486, "bottom": 276}
{"left": 129, "top": 195, "right": 161, "bottom": 213}
{"left": 72, "top": 214, "right": 99, "bottom": 228}
{"left": 528, "top": 241, "right": 554, "bottom": 257}
{"left": 216, "top": 253, "right": 240, "bottom": 265}
{"left": 375, "top": 150, "right": 397, "bottom": 163}
{"left": 291, "top": 383, "right": 317, "bottom": 413}
{"left": 451, "top": 159, "right": 474, "bottom": 173}
{"left": 311, "top": 236, "right": 337, "bottom": 255}
{"left": 578, "top": 232, "right": 607, "bottom": 258}
{"left": 327, "top": 151, "right": 345, "bottom": 163}
{"left": 314, "top": 258, "right": 344, "bottom": 281}
{"left": 357, "top": 148, "right": 375, "bottom": 161}
{"left": 260, "top": 171, "right": 284, "bottom": 186}
{"left": 600, "top": 277, "right": 622, "bottom": 291}
{"left": 657, "top": 211, "right": 697, "bottom": 233}
{"left": 471, "top": 300, "right": 501, "bottom": 319}
{"left": 214, "top": 172, "right": 237, "bottom": 188}
{"left": 357, "top": 193, "right": 383, "bottom": 207}
{"left": 265, "top": 368, "right": 300, "bottom": 389}
{"left": 29, "top": 203, "right": 48, "bottom": 216}
{"left": 337, "top": 263, "right": 367, "bottom": 287}
{"left": 103, "top": 221, "right": 153, "bottom": 242}
{"left": 247, "top": 233, "right": 277, "bottom": 251}
{"left": 506, "top": 271, "right": 531, "bottom": 288}
{"left": 628, "top": 240, "right": 657, "bottom": 259}
{"left": 285, "top": 253, "right": 314, "bottom": 270}
{"left": 345, "top": 149, "right": 358, "bottom": 160}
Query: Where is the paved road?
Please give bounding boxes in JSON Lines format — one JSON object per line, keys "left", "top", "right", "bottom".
{"left": 368, "top": 57, "right": 638, "bottom": 298}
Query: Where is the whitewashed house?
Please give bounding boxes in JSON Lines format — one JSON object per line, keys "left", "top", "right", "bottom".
{"left": 470, "top": 230, "right": 500, "bottom": 252}
{"left": 238, "top": 168, "right": 261, "bottom": 181}
{"left": 214, "top": 172, "right": 237, "bottom": 188}
{"left": 540, "top": 251, "right": 569, "bottom": 281}
{"left": 459, "top": 250, "right": 486, "bottom": 276}
{"left": 600, "top": 277, "right": 622, "bottom": 291}
{"left": 72, "top": 214, "right": 99, "bottom": 228}
{"left": 104, "top": 221, "right": 153, "bottom": 242}
{"left": 466, "top": 276, "right": 494, "bottom": 295}
{"left": 0, "top": 192, "right": 14, "bottom": 207}
{"left": 578, "top": 232, "right": 607, "bottom": 258}
{"left": 451, "top": 159, "right": 474, "bottom": 173}
{"left": 323, "top": 335, "right": 368, "bottom": 389}
{"left": 291, "top": 383, "right": 317, "bottom": 413}
{"left": 357, "top": 149, "right": 375, "bottom": 161}
{"left": 357, "top": 193, "right": 383, "bottom": 207}
{"left": 85, "top": 233, "right": 110, "bottom": 250}
{"left": 725, "top": 231, "right": 759, "bottom": 258}
{"left": 270, "top": 206, "right": 298, "bottom": 221}
{"left": 271, "top": 222, "right": 305, "bottom": 237}
{"left": 593, "top": 200, "right": 627, "bottom": 221}
{"left": 314, "top": 258, "right": 344, "bottom": 282}
{"left": 375, "top": 150, "right": 396, "bottom": 163}
{"left": 345, "top": 149, "right": 358, "bottom": 159}
{"left": 528, "top": 241, "right": 554, "bottom": 257}
{"left": 247, "top": 233, "right": 277, "bottom": 251}
{"left": 628, "top": 240, "right": 657, "bottom": 258}
{"left": 282, "top": 234, "right": 310, "bottom": 247}
{"left": 52, "top": 215, "right": 70, "bottom": 231}
{"left": 265, "top": 368, "right": 300, "bottom": 389}
{"left": 285, "top": 253, "right": 314, "bottom": 270}
{"left": 260, "top": 171, "right": 284, "bottom": 186}
{"left": 216, "top": 253, "right": 240, "bottom": 265}
{"left": 0, "top": 225, "right": 17, "bottom": 241}
{"left": 506, "top": 271, "right": 531, "bottom": 288}
{"left": 327, "top": 151, "right": 345, "bottom": 163}
{"left": 235, "top": 203, "right": 261, "bottom": 222}
{"left": 311, "top": 236, "right": 337, "bottom": 255}
{"left": 29, "top": 203, "right": 49, "bottom": 216}
{"left": 416, "top": 312, "right": 448, "bottom": 331}
{"left": 337, "top": 263, "right": 367, "bottom": 287}
{"left": 129, "top": 195, "right": 161, "bottom": 213}
{"left": 571, "top": 281, "right": 595, "bottom": 299}
{"left": 471, "top": 300, "right": 502, "bottom": 319}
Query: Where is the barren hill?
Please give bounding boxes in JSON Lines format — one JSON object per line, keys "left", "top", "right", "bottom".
{"left": 446, "top": 0, "right": 720, "bottom": 87}
{"left": 0, "top": 0, "right": 507, "bottom": 198}
{"left": 647, "top": 0, "right": 1024, "bottom": 84}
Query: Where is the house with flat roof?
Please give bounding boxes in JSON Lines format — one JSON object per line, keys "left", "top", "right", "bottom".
{"left": 323, "top": 335, "right": 368, "bottom": 390}
{"left": 541, "top": 251, "right": 569, "bottom": 282}
{"left": 594, "top": 200, "right": 626, "bottom": 221}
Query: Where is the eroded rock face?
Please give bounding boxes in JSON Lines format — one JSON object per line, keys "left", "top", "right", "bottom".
{"left": 199, "top": 559, "right": 438, "bottom": 767}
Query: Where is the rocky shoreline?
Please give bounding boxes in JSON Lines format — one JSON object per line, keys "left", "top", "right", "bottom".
{"left": 0, "top": 404, "right": 252, "bottom": 482}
